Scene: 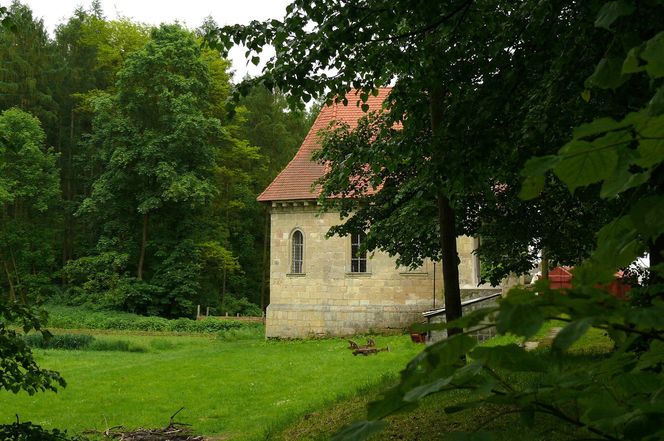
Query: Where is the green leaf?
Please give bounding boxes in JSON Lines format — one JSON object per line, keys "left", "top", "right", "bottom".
{"left": 554, "top": 139, "right": 619, "bottom": 191}
{"left": 594, "top": 1, "right": 635, "bottom": 29}
{"left": 642, "top": 32, "right": 664, "bottom": 78}
{"left": 600, "top": 167, "right": 650, "bottom": 198}
{"left": 552, "top": 318, "right": 593, "bottom": 352}
{"left": 367, "top": 385, "right": 417, "bottom": 419}
{"left": 622, "top": 46, "right": 645, "bottom": 74}
{"left": 637, "top": 340, "right": 664, "bottom": 370}
{"left": 519, "top": 175, "right": 545, "bottom": 200}
{"left": 629, "top": 195, "right": 664, "bottom": 241}
{"left": 444, "top": 431, "right": 494, "bottom": 441}
{"left": 647, "top": 86, "right": 664, "bottom": 116}
{"left": 613, "top": 372, "right": 663, "bottom": 396}
{"left": 579, "top": 390, "right": 625, "bottom": 424}
{"left": 624, "top": 415, "right": 664, "bottom": 441}
{"left": 361, "top": 103, "right": 369, "bottom": 112}
{"left": 471, "top": 344, "right": 547, "bottom": 372}
{"left": 496, "top": 294, "right": 543, "bottom": 338}
{"left": 519, "top": 155, "right": 560, "bottom": 199}
{"left": 635, "top": 114, "right": 664, "bottom": 167}
{"left": 331, "top": 420, "right": 387, "bottom": 441}
{"left": 403, "top": 375, "right": 455, "bottom": 402}
{"left": 251, "top": 56, "right": 260, "bottom": 65}
{"left": 589, "top": 216, "right": 642, "bottom": 277}
{"left": 585, "top": 57, "right": 629, "bottom": 89}
{"left": 572, "top": 117, "right": 628, "bottom": 139}
{"left": 581, "top": 89, "right": 591, "bottom": 102}
{"left": 446, "top": 307, "right": 499, "bottom": 330}
{"left": 521, "top": 155, "right": 561, "bottom": 176}
{"left": 445, "top": 401, "right": 484, "bottom": 414}
{"left": 427, "top": 334, "right": 478, "bottom": 365}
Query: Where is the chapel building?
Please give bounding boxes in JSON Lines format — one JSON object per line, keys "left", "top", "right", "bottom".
{"left": 258, "top": 88, "right": 497, "bottom": 338}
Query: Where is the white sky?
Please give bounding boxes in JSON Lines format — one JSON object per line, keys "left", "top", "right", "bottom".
{"left": 19, "top": 0, "right": 292, "bottom": 81}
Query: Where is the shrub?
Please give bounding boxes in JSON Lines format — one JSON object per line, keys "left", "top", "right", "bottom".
{"left": 217, "top": 325, "right": 264, "bottom": 341}
{"left": 24, "top": 333, "right": 94, "bottom": 350}
{"left": 44, "top": 305, "right": 263, "bottom": 334}
{"left": 0, "top": 419, "right": 83, "bottom": 441}
{"left": 133, "top": 317, "right": 169, "bottom": 332}
{"left": 88, "top": 339, "right": 147, "bottom": 353}
{"left": 220, "top": 296, "right": 263, "bottom": 316}
{"left": 24, "top": 333, "right": 149, "bottom": 353}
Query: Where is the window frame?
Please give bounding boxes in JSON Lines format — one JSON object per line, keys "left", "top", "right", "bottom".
{"left": 350, "top": 232, "right": 368, "bottom": 273}
{"left": 290, "top": 229, "right": 304, "bottom": 274}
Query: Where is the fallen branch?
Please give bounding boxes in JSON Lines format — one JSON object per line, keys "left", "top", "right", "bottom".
{"left": 86, "top": 409, "right": 204, "bottom": 441}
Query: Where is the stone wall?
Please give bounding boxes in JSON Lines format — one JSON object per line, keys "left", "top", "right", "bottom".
{"left": 266, "top": 202, "right": 495, "bottom": 337}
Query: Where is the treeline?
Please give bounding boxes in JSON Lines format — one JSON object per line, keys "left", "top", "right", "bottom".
{"left": 0, "top": 1, "right": 312, "bottom": 317}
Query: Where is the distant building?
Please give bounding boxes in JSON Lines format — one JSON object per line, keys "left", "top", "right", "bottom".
{"left": 258, "top": 88, "right": 499, "bottom": 338}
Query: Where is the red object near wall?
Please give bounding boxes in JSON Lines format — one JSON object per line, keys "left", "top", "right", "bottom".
{"left": 549, "top": 266, "right": 573, "bottom": 289}
{"left": 547, "top": 266, "right": 631, "bottom": 299}
{"left": 608, "top": 270, "right": 632, "bottom": 300}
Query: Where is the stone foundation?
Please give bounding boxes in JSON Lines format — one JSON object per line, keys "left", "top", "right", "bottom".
{"left": 265, "top": 303, "right": 428, "bottom": 338}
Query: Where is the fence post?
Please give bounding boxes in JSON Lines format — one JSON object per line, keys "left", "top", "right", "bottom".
{"left": 196, "top": 305, "right": 201, "bottom": 319}
{"left": 206, "top": 307, "right": 210, "bottom": 317}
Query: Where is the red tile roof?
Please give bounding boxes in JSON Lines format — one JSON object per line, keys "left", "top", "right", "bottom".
{"left": 257, "top": 88, "right": 391, "bottom": 202}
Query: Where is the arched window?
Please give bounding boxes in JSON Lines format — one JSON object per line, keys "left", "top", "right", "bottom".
{"left": 291, "top": 230, "right": 304, "bottom": 273}
{"left": 350, "top": 232, "right": 367, "bottom": 273}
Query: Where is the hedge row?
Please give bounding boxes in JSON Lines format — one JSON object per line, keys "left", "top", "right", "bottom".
{"left": 44, "top": 305, "right": 263, "bottom": 334}
{"left": 24, "top": 333, "right": 148, "bottom": 352}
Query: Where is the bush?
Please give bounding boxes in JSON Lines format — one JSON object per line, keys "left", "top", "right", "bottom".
{"left": 220, "top": 296, "right": 263, "bottom": 316}
{"left": 44, "top": 305, "right": 263, "bottom": 334}
{"left": 217, "top": 325, "right": 264, "bottom": 341}
{"left": 88, "top": 339, "right": 147, "bottom": 353}
{"left": 24, "top": 333, "right": 149, "bottom": 353}
{"left": 0, "top": 419, "right": 84, "bottom": 441}
{"left": 24, "top": 333, "right": 94, "bottom": 350}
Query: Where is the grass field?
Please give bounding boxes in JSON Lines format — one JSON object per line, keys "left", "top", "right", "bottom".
{"left": 272, "top": 327, "right": 615, "bottom": 441}
{"left": 0, "top": 331, "right": 422, "bottom": 440}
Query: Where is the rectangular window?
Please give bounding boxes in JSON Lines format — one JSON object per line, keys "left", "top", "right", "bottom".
{"left": 351, "top": 232, "right": 367, "bottom": 273}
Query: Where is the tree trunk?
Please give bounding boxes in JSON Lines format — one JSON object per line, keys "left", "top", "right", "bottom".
{"left": 430, "top": 85, "right": 463, "bottom": 336}
{"left": 222, "top": 266, "right": 227, "bottom": 304}
{"left": 137, "top": 212, "right": 149, "bottom": 280}
{"left": 3, "top": 259, "right": 16, "bottom": 302}
{"left": 541, "top": 248, "right": 549, "bottom": 280}
{"left": 65, "top": 108, "right": 74, "bottom": 263}
{"left": 9, "top": 248, "right": 24, "bottom": 303}
{"left": 438, "top": 193, "right": 463, "bottom": 335}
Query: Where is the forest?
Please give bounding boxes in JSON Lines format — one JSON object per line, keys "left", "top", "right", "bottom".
{"left": 0, "top": 1, "right": 313, "bottom": 318}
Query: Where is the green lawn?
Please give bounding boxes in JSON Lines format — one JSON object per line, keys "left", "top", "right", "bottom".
{"left": 272, "top": 327, "right": 615, "bottom": 441}
{"left": 1, "top": 332, "right": 422, "bottom": 440}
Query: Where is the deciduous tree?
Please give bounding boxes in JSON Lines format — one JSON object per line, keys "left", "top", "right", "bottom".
{"left": 0, "top": 108, "right": 60, "bottom": 302}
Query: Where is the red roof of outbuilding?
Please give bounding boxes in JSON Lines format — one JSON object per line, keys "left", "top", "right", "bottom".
{"left": 257, "top": 88, "right": 391, "bottom": 202}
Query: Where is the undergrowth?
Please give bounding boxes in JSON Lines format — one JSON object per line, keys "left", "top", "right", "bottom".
{"left": 44, "top": 304, "right": 264, "bottom": 335}
{"left": 24, "top": 333, "right": 148, "bottom": 353}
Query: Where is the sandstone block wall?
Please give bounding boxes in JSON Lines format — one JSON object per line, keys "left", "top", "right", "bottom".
{"left": 266, "top": 203, "right": 494, "bottom": 338}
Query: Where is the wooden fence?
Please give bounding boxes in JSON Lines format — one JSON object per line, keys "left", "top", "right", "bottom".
{"left": 195, "top": 305, "right": 265, "bottom": 323}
